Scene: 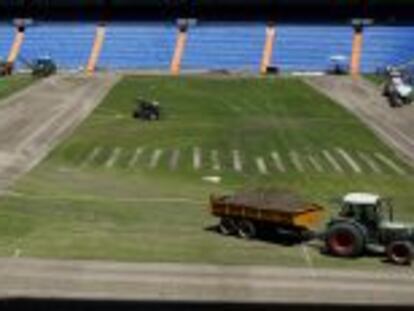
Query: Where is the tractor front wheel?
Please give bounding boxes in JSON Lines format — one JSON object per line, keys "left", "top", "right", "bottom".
{"left": 325, "top": 223, "right": 365, "bottom": 257}
{"left": 386, "top": 241, "right": 413, "bottom": 265}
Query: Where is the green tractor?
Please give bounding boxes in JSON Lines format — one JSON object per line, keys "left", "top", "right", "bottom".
{"left": 324, "top": 193, "right": 414, "bottom": 265}
{"left": 18, "top": 55, "right": 57, "bottom": 78}
{"left": 31, "top": 57, "right": 57, "bottom": 77}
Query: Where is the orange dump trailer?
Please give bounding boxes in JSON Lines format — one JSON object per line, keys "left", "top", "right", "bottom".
{"left": 210, "top": 190, "right": 324, "bottom": 239}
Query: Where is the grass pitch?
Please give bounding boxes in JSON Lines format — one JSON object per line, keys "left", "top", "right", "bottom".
{"left": 0, "top": 74, "right": 34, "bottom": 101}
{"left": 1, "top": 75, "right": 413, "bottom": 269}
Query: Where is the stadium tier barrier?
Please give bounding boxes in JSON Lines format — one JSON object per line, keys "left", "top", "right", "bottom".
{"left": 0, "top": 21, "right": 413, "bottom": 73}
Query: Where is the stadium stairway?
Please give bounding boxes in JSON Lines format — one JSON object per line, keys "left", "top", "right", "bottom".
{"left": 7, "top": 28, "right": 24, "bottom": 64}
{"left": 272, "top": 25, "right": 354, "bottom": 72}
{"left": 360, "top": 26, "right": 414, "bottom": 73}
{"left": 18, "top": 22, "right": 96, "bottom": 71}
{"left": 170, "top": 27, "right": 188, "bottom": 75}
{"left": 86, "top": 24, "right": 106, "bottom": 74}
{"left": 99, "top": 22, "right": 176, "bottom": 70}
{"left": 181, "top": 22, "right": 266, "bottom": 72}
{"left": 0, "top": 23, "right": 15, "bottom": 61}
{"left": 260, "top": 24, "right": 276, "bottom": 74}
{"left": 350, "top": 28, "right": 363, "bottom": 76}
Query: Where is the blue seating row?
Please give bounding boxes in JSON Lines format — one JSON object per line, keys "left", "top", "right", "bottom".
{"left": 18, "top": 22, "right": 95, "bottom": 70}
{"left": 0, "top": 22, "right": 412, "bottom": 73}
{"left": 361, "top": 26, "right": 414, "bottom": 73}
{"left": 0, "top": 23, "right": 14, "bottom": 61}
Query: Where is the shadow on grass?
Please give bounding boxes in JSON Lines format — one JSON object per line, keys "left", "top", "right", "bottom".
{"left": 205, "top": 225, "right": 308, "bottom": 247}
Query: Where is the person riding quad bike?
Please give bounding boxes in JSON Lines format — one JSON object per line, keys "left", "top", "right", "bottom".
{"left": 383, "top": 66, "right": 413, "bottom": 108}
{"left": 133, "top": 98, "right": 160, "bottom": 121}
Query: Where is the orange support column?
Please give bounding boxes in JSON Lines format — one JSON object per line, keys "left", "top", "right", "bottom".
{"left": 350, "top": 27, "right": 363, "bottom": 76}
{"left": 170, "top": 29, "right": 187, "bottom": 75}
{"left": 260, "top": 24, "right": 276, "bottom": 74}
{"left": 87, "top": 24, "right": 106, "bottom": 74}
{"left": 7, "top": 29, "right": 24, "bottom": 63}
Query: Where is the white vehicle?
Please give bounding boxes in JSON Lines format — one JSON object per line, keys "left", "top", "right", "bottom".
{"left": 383, "top": 66, "right": 413, "bottom": 107}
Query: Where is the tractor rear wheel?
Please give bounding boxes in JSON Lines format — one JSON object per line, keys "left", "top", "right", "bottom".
{"left": 325, "top": 223, "right": 365, "bottom": 257}
{"left": 237, "top": 220, "right": 257, "bottom": 239}
{"left": 386, "top": 241, "right": 413, "bottom": 265}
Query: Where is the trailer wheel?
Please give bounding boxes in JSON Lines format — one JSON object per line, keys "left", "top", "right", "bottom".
{"left": 326, "top": 223, "right": 364, "bottom": 257}
{"left": 237, "top": 220, "right": 256, "bottom": 239}
{"left": 218, "top": 217, "right": 237, "bottom": 236}
{"left": 386, "top": 241, "right": 413, "bottom": 265}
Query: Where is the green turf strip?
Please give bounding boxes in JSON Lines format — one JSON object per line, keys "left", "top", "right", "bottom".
{"left": 0, "top": 74, "right": 34, "bottom": 101}
{"left": 1, "top": 76, "right": 413, "bottom": 270}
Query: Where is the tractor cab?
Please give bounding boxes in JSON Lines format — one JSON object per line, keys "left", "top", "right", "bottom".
{"left": 339, "top": 193, "right": 391, "bottom": 230}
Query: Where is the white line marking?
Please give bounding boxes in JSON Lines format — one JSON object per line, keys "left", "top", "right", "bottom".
{"left": 9, "top": 191, "right": 205, "bottom": 205}
{"left": 256, "top": 157, "right": 268, "bottom": 175}
{"left": 301, "top": 245, "right": 317, "bottom": 278}
{"left": 374, "top": 153, "right": 406, "bottom": 175}
{"left": 271, "top": 151, "right": 286, "bottom": 172}
{"left": 336, "top": 148, "right": 362, "bottom": 174}
{"left": 232, "top": 150, "right": 243, "bottom": 172}
{"left": 322, "top": 150, "right": 343, "bottom": 173}
{"left": 308, "top": 155, "right": 324, "bottom": 172}
{"left": 211, "top": 150, "right": 221, "bottom": 171}
{"left": 13, "top": 248, "right": 21, "bottom": 258}
{"left": 81, "top": 146, "right": 102, "bottom": 166}
{"left": 358, "top": 152, "right": 382, "bottom": 174}
{"left": 149, "top": 149, "right": 163, "bottom": 169}
{"left": 193, "top": 147, "right": 202, "bottom": 170}
{"left": 128, "top": 147, "right": 144, "bottom": 168}
{"left": 169, "top": 149, "right": 180, "bottom": 171}
{"left": 290, "top": 151, "right": 304, "bottom": 172}
{"left": 105, "top": 147, "right": 122, "bottom": 168}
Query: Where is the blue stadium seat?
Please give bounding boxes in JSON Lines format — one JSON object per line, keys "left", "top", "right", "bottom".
{"left": 18, "top": 22, "right": 95, "bottom": 70}
{"left": 99, "top": 22, "right": 176, "bottom": 70}
{"left": 182, "top": 22, "right": 266, "bottom": 72}
{"left": 0, "top": 23, "right": 14, "bottom": 61}
{"left": 360, "top": 26, "right": 414, "bottom": 73}
{"left": 273, "top": 25, "right": 353, "bottom": 72}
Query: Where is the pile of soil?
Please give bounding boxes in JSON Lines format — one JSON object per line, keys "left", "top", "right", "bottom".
{"left": 217, "top": 189, "right": 310, "bottom": 213}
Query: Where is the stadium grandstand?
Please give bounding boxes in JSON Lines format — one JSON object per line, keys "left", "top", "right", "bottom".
{"left": 0, "top": 1, "right": 413, "bottom": 74}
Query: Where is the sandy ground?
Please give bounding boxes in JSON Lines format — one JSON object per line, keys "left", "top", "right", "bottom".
{"left": 0, "top": 258, "right": 413, "bottom": 305}
{"left": 0, "top": 73, "right": 120, "bottom": 194}
{"left": 305, "top": 76, "right": 414, "bottom": 167}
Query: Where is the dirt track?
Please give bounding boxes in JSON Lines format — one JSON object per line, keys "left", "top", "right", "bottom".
{"left": 0, "top": 258, "right": 413, "bottom": 305}
{"left": 0, "top": 73, "right": 120, "bottom": 194}
{"left": 305, "top": 76, "right": 414, "bottom": 166}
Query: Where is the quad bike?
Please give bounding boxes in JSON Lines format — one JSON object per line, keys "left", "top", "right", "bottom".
{"left": 133, "top": 98, "right": 160, "bottom": 121}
